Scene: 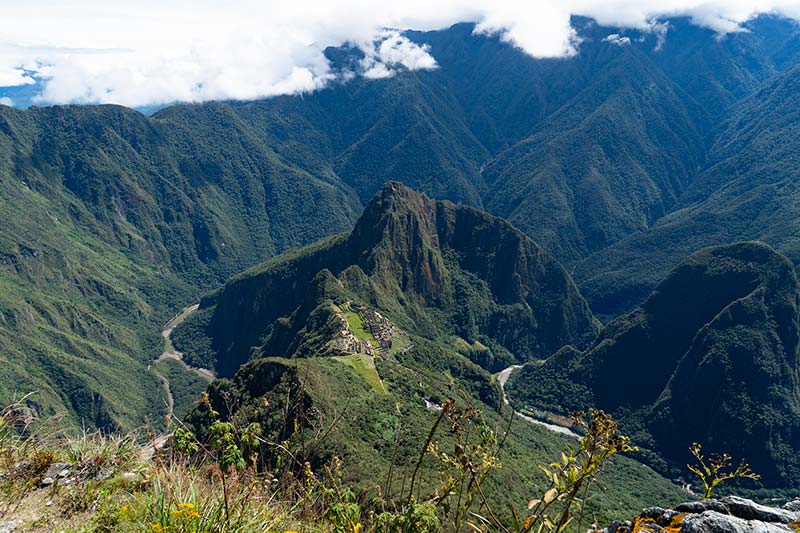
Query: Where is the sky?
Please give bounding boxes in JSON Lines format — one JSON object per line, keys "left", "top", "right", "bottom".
{"left": 1, "top": 0, "right": 799, "bottom": 108}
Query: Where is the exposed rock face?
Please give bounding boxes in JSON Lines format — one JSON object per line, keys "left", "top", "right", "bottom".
{"left": 604, "top": 497, "right": 800, "bottom": 533}
{"left": 681, "top": 511, "right": 790, "bottom": 533}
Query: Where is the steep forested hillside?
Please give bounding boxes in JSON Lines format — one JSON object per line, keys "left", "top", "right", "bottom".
{"left": 508, "top": 242, "right": 800, "bottom": 487}
{"left": 577, "top": 64, "right": 800, "bottom": 316}
{"left": 0, "top": 104, "right": 360, "bottom": 428}
{"left": 178, "top": 182, "right": 597, "bottom": 376}
{"left": 2, "top": 14, "right": 800, "bottom": 430}
{"left": 483, "top": 46, "right": 706, "bottom": 262}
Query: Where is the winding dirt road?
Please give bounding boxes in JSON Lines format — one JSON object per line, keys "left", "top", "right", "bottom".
{"left": 156, "top": 304, "right": 215, "bottom": 381}
{"left": 143, "top": 304, "right": 215, "bottom": 458}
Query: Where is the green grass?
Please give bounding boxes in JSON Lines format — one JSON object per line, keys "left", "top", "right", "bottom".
{"left": 188, "top": 343, "right": 687, "bottom": 531}
{"left": 343, "top": 311, "right": 379, "bottom": 349}
{"left": 332, "top": 353, "right": 387, "bottom": 394}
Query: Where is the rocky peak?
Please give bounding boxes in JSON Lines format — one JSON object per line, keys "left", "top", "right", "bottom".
{"left": 348, "top": 181, "right": 447, "bottom": 301}
{"left": 197, "top": 182, "right": 598, "bottom": 376}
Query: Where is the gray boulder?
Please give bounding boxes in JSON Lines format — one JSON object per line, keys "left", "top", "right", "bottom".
{"left": 640, "top": 507, "right": 682, "bottom": 527}
{"left": 682, "top": 511, "right": 793, "bottom": 533}
{"left": 606, "top": 497, "right": 799, "bottom": 533}
{"left": 44, "top": 462, "right": 70, "bottom": 479}
{"left": 720, "top": 496, "right": 798, "bottom": 524}
{"left": 782, "top": 501, "right": 800, "bottom": 513}
{"left": 676, "top": 500, "right": 730, "bottom": 515}
{"left": 39, "top": 462, "right": 71, "bottom": 487}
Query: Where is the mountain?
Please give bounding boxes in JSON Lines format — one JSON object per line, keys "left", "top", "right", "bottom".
{"left": 174, "top": 183, "right": 682, "bottom": 521}
{"left": 482, "top": 45, "right": 707, "bottom": 263}
{"left": 648, "top": 16, "right": 797, "bottom": 121}
{"left": 576, "top": 64, "right": 800, "bottom": 317}
{"left": 0, "top": 103, "right": 360, "bottom": 429}
{"left": 507, "top": 242, "right": 800, "bottom": 487}
{"left": 477, "top": 16, "right": 800, "bottom": 268}
{"left": 230, "top": 72, "right": 490, "bottom": 208}
{"left": 2, "top": 16, "right": 800, "bottom": 430}
{"left": 177, "top": 182, "right": 598, "bottom": 376}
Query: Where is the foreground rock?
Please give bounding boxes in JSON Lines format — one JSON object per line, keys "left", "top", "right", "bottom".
{"left": 603, "top": 496, "right": 800, "bottom": 533}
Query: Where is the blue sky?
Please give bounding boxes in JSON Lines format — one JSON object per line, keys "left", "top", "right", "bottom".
{"left": 2, "top": 0, "right": 800, "bottom": 108}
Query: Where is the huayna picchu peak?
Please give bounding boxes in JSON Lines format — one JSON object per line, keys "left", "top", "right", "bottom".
{"left": 181, "top": 182, "right": 599, "bottom": 377}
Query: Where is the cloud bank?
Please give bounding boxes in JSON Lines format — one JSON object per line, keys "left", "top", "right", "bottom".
{"left": 0, "top": 0, "right": 799, "bottom": 107}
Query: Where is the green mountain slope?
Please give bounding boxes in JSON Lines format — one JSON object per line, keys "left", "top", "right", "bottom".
{"left": 648, "top": 16, "right": 796, "bottom": 121}
{"left": 182, "top": 352, "right": 685, "bottom": 527}
{"left": 508, "top": 242, "right": 800, "bottom": 487}
{"left": 483, "top": 47, "right": 707, "bottom": 263}
{"left": 3, "top": 16, "right": 800, "bottom": 432}
{"left": 175, "top": 183, "right": 681, "bottom": 521}
{"left": 0, "top": 103, "right": 361, "bottom": 429}
{"left": 227, "top": 71, "right": 490, "bottom": 208}
{"left": 179, "top": 182, "right": 598, "bottom": 376}
{"left": 576, "top": 65, "right": 800, "bottom": 316}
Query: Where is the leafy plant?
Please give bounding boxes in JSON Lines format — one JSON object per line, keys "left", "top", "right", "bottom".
{"left": 425, "top": 400, "right": 502, "bottom": 532}
{"left": 513, "top": 409, "right": 637, "bottom": 533}
{"left": 686, "top": 442, "right": 760, "bottom": 499}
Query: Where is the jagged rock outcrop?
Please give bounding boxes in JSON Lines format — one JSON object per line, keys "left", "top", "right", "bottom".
{"left": 603, "top": 497, "right": 800, "bottom": 533}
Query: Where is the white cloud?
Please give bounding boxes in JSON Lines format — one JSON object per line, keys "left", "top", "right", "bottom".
{"left": 360, "top": 30, "right": 438, "bottom": 79}
{"left": 0, "top": 68, "right": 35, "bottom": 87}
{"left": 0, "top": 97, "right": 13, "bottom": 106}
{"left": 603, "top": 33, "right": 632, "bottom": 46}
{"left": 0, "top": 0, "right": 798, "bottom": 106}
{"left": 474, "top": 1, "right": 581, "bottom": 57}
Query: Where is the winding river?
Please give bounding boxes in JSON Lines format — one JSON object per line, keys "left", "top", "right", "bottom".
{"left": 496, "top": 365, "right": 578, "bottom": 438}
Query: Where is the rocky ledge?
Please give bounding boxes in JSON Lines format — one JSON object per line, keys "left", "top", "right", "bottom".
{"left": 603, "top": 496, "right": 800, "bottom": 533}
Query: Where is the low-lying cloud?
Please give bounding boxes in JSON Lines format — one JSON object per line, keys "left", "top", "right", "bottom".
{"left": 1, "top": 0, "right": 799, "bottom": 107}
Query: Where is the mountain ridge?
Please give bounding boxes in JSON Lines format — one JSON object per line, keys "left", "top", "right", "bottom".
{"left": 185, "top": 182, "right": 599, "bottom": 376}
{"left": 508, "top": 241, "right": 800, "bottom": 487}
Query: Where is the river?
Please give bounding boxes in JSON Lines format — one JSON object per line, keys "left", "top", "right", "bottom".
{"left": 496, "top": 364, "right": 578, "bottom": 438}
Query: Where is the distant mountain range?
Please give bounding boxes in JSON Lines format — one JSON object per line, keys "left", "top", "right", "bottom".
{"left": 1, "top": 14, "right": 800, "bottom": 492}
